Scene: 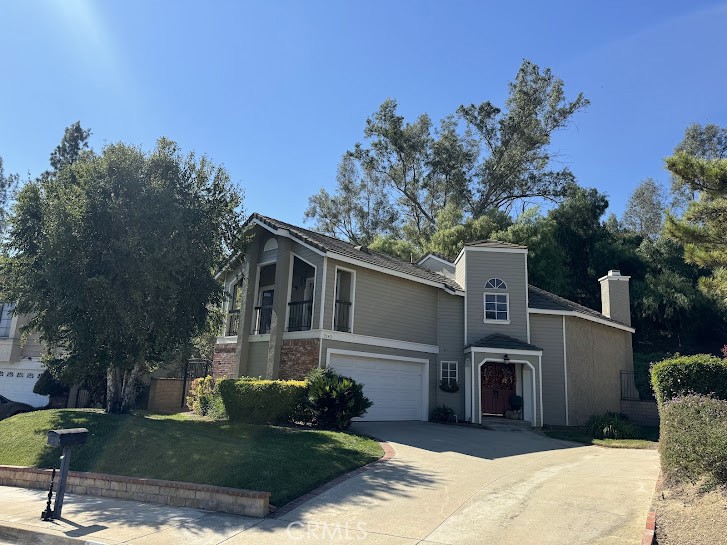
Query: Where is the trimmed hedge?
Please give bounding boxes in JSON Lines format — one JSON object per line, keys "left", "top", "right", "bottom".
{"left": 218, "top": 378, "right": 307, "bottom": 424}
{"left": 660, "top": 395, "right": 727, "bottom": 484}
{"left": 187, "top": 376, "right": 227, "bottom": 419}
{"left": 651, "top": 354, "right": 727, "bottom": 404}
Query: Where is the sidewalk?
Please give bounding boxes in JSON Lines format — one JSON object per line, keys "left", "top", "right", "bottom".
{"left": 0, "top": 485, "right": 261, "bottom": 544}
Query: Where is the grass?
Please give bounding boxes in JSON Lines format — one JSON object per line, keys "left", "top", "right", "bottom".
{"left": 542, "top": 425, "right": 659, "bottom": 449}
{"left": 0, "top": 409, "right": 383, "bottom": 506}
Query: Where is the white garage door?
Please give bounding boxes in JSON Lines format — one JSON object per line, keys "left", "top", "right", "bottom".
{"left": 0, "top": 361, "right": 48, "bottom": 407}
{"left": 328, "top": 351, "right": 427, "bottom": 421}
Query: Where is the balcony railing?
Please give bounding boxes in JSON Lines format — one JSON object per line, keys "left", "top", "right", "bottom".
{"left": 254, "top": 305, "right": 273, "bottom": 334}
{"left": 226, "top": 310, "right": 240, "bottom": 336}
{"left": 334, "top": 300, "right": 352, "bottom": 332}
{"left": 287, "top": 300, "right": 313, "bottom": 332}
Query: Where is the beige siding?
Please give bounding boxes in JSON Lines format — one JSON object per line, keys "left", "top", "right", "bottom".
{"left": 465, "top": 250, "right": 529, "bottom": 344}
{"left": 565, "top": 316, "right": 634, "bottom": 426}
{"left": 530, "top": 314, "right": 566, "bottom": 426}
{"left": 454, "top": 255, "right": 465, "bottom": 290}
{"left": 246, "top": 341, "right": 269, "bottom": 378}
{"left": 436, "top": 292, "right": 465, "bottom": 418}
{"left": 322, "top": 258, "right": 438, "bottom": 345}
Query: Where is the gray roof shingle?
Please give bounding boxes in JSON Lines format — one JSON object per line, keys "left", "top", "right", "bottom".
{"left": 467, "top": 333, "right": 542, "bottom": 352}
{"left": 528, "top": 285, "right": 629, "bottom": 328}
{"left": 252, "top": 214, "right": 463, "bottom": 292}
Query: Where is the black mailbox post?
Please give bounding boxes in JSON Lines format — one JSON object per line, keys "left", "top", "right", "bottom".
{"left": 43, "top": 428, "right": 88, "bottom": 520}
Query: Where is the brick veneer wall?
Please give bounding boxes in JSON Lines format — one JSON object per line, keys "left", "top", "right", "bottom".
{"left": 621, "top": 399, "right": 660, "bottom": 427}
{"left": 279, "top": 339, "right": 320, "bottom": 380}
{"left": 212, "top": 342, "right": 237, "bottom": 378}
{"left": 0, "top": 465, "right": 270, "bottom": 517}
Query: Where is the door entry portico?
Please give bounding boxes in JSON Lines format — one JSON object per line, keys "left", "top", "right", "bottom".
{"left": 481, "top": 362, "right": 516, "bottom": 415}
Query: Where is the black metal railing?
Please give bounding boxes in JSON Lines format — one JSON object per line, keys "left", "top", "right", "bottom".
{"left": 226, "top": 310, "right": 240, "bottom": 336}
{"left": 334, "top": 300, "right": 352, "bottom": 332}
{"left": 620, "top": 371, "right": 640, "bottom": 400}
{"left": 287, "top": 299, "right": 313, "bottom": 331}
{"left": 254, "top": 305, "right": 273, "bottom": 334}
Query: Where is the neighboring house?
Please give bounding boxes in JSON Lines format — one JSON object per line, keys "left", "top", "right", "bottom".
{"left": 213, "top": 213, "right": 635, "bottom": 426}
{"left": 0, "top": 303, "right": 48, "bottom": 407}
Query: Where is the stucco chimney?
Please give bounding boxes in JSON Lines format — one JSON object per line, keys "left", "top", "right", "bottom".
{"left": 598, "top": 270, "right": 631, "bottom": 326}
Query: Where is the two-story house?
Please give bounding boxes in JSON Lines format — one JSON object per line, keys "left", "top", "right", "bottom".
{"left": 213, "top": 213, "right": 635, "bottom": 427}
{"left": 0, "top": 304, "right": 48, "bottom": 407}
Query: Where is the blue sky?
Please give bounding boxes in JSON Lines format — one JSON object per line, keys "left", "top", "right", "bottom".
{"left": 2, "top": 1, "right": 726, "bottom": 224}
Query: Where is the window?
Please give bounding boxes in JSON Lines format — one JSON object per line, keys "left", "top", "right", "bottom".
{"left": 485, "top": 278, "right": 507, "bottom": 290}
{"left": 16, "top": 372, "right": 23, "bottom": 378}
{"left": 27, "top": 373, "right": 34, "bottom": 379}
{"left": 0, "top": 303, "right": 14, "bottom": 337}
{"left": 484, "top": 293, "right": 509, "bottom": 321}
{"left": 484, "top": 278, "right": 508, "bottom": 322}
{"left": 441, "top": 361, "right": 458, "bottom": 384}
{"left": 333, "top": 268, "right": 355, "bottom": 332}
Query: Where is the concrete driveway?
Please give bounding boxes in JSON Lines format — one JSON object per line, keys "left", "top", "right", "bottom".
{"left": 245, "top": 422, "right": 660, "bottom": 545}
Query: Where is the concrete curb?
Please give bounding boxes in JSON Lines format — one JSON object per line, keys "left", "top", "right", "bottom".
{"left": 270, "top": 440, "right": 395, "bottom": 519}
{"left": 0, "top": 520, "right": 104, "bottom": 545}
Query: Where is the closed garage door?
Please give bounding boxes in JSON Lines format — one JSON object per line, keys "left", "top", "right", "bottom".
{"left": 0, "top": 361, "right": 47, "bottom": 407}
{"left": 328, "top": 351, "right": 427, "bottom": 421}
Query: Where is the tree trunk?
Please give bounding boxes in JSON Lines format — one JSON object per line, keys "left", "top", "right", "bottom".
{"left": 106, "top": 362, "right": 145, "bottom": 414}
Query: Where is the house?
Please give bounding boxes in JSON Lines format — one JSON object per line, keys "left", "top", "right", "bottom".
{"left": 213, "top": 213, "right": 635, "bottom": 426}
{"left": 0, "top": 303, "right": 48, "bottom": 407}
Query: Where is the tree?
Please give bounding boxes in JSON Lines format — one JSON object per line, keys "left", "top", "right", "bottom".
{"left": 306, "top": 59, "right": 588, "bottom": 251}
{"left": 0, "top": 157, "right": 19, "bottom": 238}
{"left": 665, "top": 148, "right": 727, "bottom": 302}
{"left": 621, "top": 178, "right": 666, "bottom": 238}
{"left": 669, "top": 123, "right": 727, "bottom": 213}
{"left": 1, "top": 128, "right": 243, "bottom": 413}
{"left": 49, "top": 121, "right": 92, "bottom": 172}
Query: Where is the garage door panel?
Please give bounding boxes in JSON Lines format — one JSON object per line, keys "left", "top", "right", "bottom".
{"left": 329, "top": 352, "right": 425, "bottom": 421}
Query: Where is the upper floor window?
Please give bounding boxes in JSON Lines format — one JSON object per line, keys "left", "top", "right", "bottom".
{"left": 485, "top": 278, "right": 507, "bottom": 290}
{"left": 0, "top": 303, "right": 14, "bottom": 337}
{"left": 483, "top": 278, "right": 509, "bottom": 322}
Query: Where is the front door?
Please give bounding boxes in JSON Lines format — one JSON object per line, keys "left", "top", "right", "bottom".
{"left": 481, "top": 363, "right": 516, "bottom": 416}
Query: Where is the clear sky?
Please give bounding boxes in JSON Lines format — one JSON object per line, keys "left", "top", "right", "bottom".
{"left": 2, "top": 1, "right": 726, "bottom": 224}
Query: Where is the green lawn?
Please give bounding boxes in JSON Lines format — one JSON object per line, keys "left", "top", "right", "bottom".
{"left": 0, "top": 409, "right": 383, "bottom": 506}
{"left": 543, "top": 425, "right": 659, "bottom": 449}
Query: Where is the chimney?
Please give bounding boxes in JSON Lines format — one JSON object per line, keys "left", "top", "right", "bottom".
{"left": 598, "top": 270, "right": 631, "bottom": 326}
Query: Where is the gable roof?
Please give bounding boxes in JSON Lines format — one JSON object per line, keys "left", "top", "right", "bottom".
{"left": 467, "top": 240, "right": 528, "bottom": 249}
{"left": 528, "top": 285, "right": 633, "bottom": 331}
{"left": 466, "top": 333, "right": 542, "bottom": 352}
{"left": 251, "top": 214, "right": 463, "bottom": 293}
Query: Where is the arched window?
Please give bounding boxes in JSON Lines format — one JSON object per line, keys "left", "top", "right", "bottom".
{"left": 484, "top": 278, "right": 509, "bottom": 322}
{"left": 485, "top": 278, "right": 507, "bottom": 290}
{"left": 263, "top": 238, "right": 278, "bottom": 253}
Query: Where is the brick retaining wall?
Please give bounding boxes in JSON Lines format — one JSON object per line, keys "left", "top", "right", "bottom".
{"left": 621, "top": 399, "right": 660, "bottom": 427}
{"left": 0, "top": 465, "right": 269, "bottom": 517}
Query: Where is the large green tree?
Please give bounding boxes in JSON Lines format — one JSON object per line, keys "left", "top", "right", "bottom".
{"left": 306, "top": 59, "right": 588, "bottom": 250}
{"left": 665, "top": 148, "right": 727, "bottom": 302}
{"left": 0, "top": 156, "right": 19, "bottom": 237}
{"left": 1, "top": 127, "right": 242, "bottom": 413}
{"left": 621, "top": 178, "right": 666, "bottom": 238}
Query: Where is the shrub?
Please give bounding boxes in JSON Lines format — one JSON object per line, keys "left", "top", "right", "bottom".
{"left": 586, "top": 412, "right": 639, "bottom": 439}
{"left": 430, "top": 405, "right": 456, "bottom": 423}
{"left": 660, "top": 395, "right": 727, "bottom": 484}
{"left": 33, "top": 370, "right": 69, "bottom": 396}
{"left": 305, "top": 368, "right": 372, "bottom": 430}
{"left": 651, "top": 354, "right": 727, "bottom": 404}
{"left": 187, "top": 376, "right": 227, "bottom": 419}
{"left": 218, "top": 378, "right": 307, "bottom": 424}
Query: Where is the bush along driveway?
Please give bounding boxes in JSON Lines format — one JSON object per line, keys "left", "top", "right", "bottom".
{"left": 0, "top": 409, "right": 383, "bottom": 506}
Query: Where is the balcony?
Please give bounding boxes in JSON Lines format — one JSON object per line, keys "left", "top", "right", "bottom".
{"left": 334, "top": 300, "right": 352, "bottom": 332}
{"left": 287, "top": 300, "right": 313, "bottom": 332}
{"left": 254, "top": 305, "right": 273, "bottom": 334}
{"left": 226, "top": 310, "right": 240, "bottom": 336}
